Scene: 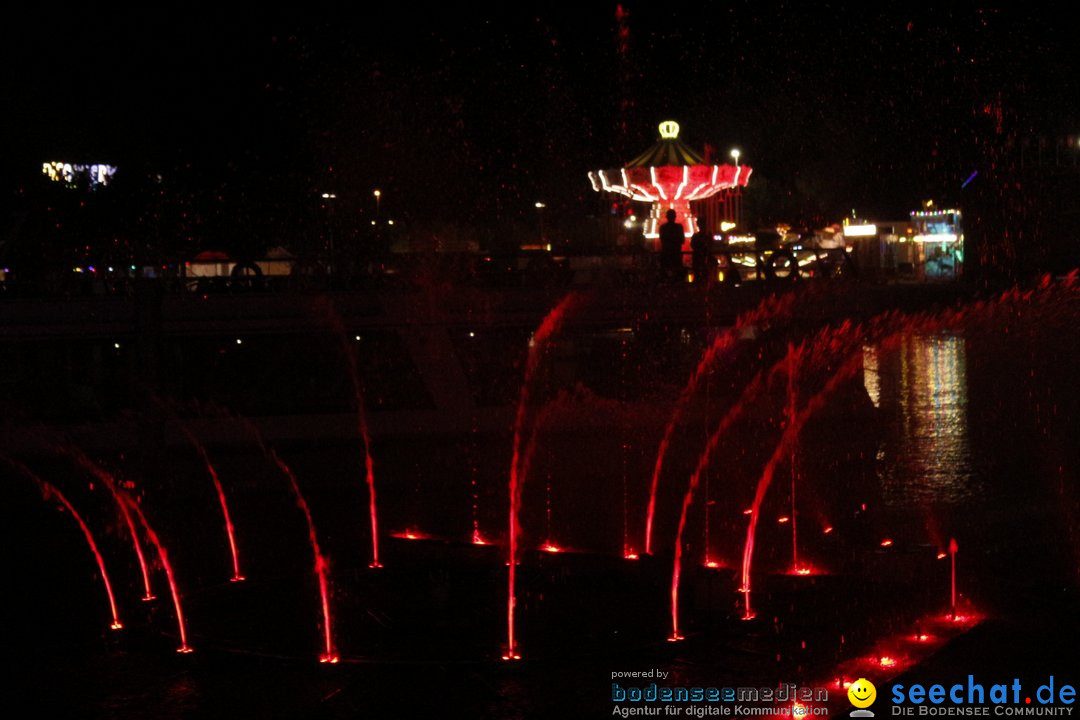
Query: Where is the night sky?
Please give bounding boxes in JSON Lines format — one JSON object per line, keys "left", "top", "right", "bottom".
{"left": 4, "top": 4, "right": 1078, "bottom": 266}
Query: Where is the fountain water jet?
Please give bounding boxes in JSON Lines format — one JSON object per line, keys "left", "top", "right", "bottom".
{"left": 645, "top": 291, "right": 803, "bottom": 555}
{"left": 741, "top": 345, "right": 875, "bottom": 619}
{"left": 118, "top": 491, "right": 193, "bottom": 653}
{"left": 949, "top": 537, "right": 959, "bottom": 619}
{"left": 318, "top": 298, "right": 381, "bottom": 569}
{"left": 177, "top": 424, "right": 244, "bottom": 582}
{"left": 506, "top": 292, "right": 579, "bottom": 660}
{"left": 65, "top": 447, "right": 155, "bottom": 601}
{"left": 4, "top": 457, "right": 123, "bottom": 631}
{"left": 268, "top": 450, "right": 338, "bottom": 664}
{"left": 515, "top": 400, "right": 560, "bottom": 553}
{"left": 668, "top": 320, "right": 858, "bottom": 637}
{"left": 737, "top": 308, "right": 954, "bottom": 617}
{"left": 787, "top": 342, "right": 803, "bottom": 574}
{"left": 736, "top": 275, "right": 1080, "bottom": 617}
{"left": 668, "top": 370, "right": 769, "bottom": 640}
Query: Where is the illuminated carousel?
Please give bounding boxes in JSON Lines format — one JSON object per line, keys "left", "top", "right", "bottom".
{"left": 588, "top": 120, "right": 751, "bottom": 246}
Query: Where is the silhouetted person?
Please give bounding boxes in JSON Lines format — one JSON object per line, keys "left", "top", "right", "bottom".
{"left": 690, "top": 217, "right": 712, "bottom": 284}
{"left": 659, "top": 209, "right": 685, "bottom": 281}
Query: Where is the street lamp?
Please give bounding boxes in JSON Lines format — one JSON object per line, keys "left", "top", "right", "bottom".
{"left": 729, "top": 150, "right": 742, "bottom": 228}
{"left": 373, "top": 189, "right": 382, "bottom": 219}
{"left": 320, "top": 192, "right": 337, "bottom": 271}
{"left": 535, "top": 202, "right": 546, "bottom": 245}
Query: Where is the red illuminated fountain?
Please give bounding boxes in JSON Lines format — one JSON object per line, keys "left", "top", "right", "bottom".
{"left": 177, "top": 424, "right": 244, "bottom": 582}
{"left": 741, "top": 329, "right": 890, "bottom": 619}
{"left": 120, "top": 491, "right": 193, "bottom": 653}
{"left": 669, "top": 369, "right": 768, "bottom": 639}
{"left": 65, "top": 447, "right": 156, "bottom": 602}
{"left": 269, "top": 450, "right": 338, "bottom": 664}
{"left": 60, "top": 448, "right": 193, "bottom": 653}
{"left": 645, "top": 292, "right": 799, "bottom": 556}
{"left": 317, "top": 298, "right": 381, "bottom": 570}
{"left": 588, "top": 120, "right": 751, "bottom": 243}
{"left": 506, "top": 293, "right": 579, "bottom": 661}
{"left": 9, "top": 269, "right": 1080, "bottom": 688}
{"left": 4, "top": 457, "right": 123, "bottom": 631}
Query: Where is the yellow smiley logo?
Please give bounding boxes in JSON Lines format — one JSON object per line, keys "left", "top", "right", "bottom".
{"left": 848, "top": 678, "right": 877, "bottom": 708}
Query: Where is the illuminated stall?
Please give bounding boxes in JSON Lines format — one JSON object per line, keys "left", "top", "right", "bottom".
{"left": 910, "top": 207, "right": 963, "bottom": 280}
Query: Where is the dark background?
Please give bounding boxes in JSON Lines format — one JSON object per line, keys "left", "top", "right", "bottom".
{"left": 3, "top": 4, "right": 1079, "bottom": 280}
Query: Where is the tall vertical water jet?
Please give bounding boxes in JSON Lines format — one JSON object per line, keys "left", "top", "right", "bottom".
{"left": 470, "top": 411, "right": 486, "bottom": 545}
{"left": 516, "top": 400, "right": 559, "bottom": 551}
{"left": 668, "top": 321, "right": 848, "bottom": 637}
{"left": 506, "top": 293, "right": 579, "bottom": 660}
{"left": 65, "top": 447, "right": 155, "bottom": 601}
{"left": 668, "top": 371, "right": 770, "bottom": 640}
{"left": 4, "top": 457, "right": 123, "bottom": 631}
{"left": 742, "top": 353, "right": 859, "bottom": 617}
{"left": 949, "top": 537, "right": 959, "bottom": 619}
{"left": 119, "top": 491, "right": 192, "bottom": 653}
{"left": 732, "top": 279, "right": 1078, "bottom": 616}
{"left": 740, "top": 329, "right": 899, "bottom": 618}
{"left": 787, "top": 342, "right": 801, "bottom": 573}
{"left": 269, "top": 450, "right": 338, "bottom": 663}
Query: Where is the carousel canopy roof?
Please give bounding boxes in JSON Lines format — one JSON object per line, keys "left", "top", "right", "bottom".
{"left": 588, "top": 121, "right": 751, "bottom": 203}
{"left": 624, "top": 120, "right": 706, "bottom": 168}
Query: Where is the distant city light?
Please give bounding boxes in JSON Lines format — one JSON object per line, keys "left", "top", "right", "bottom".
{"left": 911, "top": 209, "right": 961, "bottom": 217}
{"left": 843, "top": 224, "right": 877, "bottom": 237}
{"left": 42, "top": 161, "right": 116, "bottom": 188}
{"left": 720, "top": 221, "right": 737, "bottom": 231}
{"left": 535, "top": 201, "right": 546, "bottom": 209}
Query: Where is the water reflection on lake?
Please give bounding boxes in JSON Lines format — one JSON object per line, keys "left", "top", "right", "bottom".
{"left": 866, "top": 334, "right": 978, "bottom": 506}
